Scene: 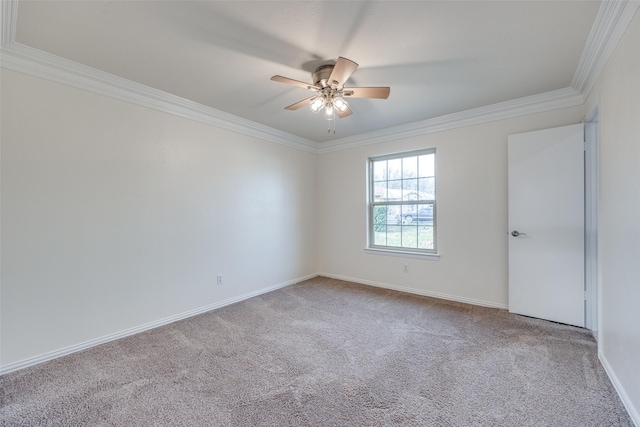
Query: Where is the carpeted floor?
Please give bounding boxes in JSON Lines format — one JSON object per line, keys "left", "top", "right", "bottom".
{"left": 0, "top": 277, "right": 633, "bottom": 426}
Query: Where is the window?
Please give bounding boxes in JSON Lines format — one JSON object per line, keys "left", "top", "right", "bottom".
{"left": 368, "top": 149, "right": 436, "bottom": 255}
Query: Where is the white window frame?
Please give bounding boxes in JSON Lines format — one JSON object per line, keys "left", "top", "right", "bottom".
{"left": 367, "top": 148, "right": 438, "bottom": 258}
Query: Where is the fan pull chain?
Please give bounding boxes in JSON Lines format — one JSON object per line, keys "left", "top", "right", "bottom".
{"left": 327, "top": 117, "right": 336, "bottom": 134}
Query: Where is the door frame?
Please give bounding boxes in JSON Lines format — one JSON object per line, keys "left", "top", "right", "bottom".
{"left": 584, "top": 107, "right": 599, "bottom": 334}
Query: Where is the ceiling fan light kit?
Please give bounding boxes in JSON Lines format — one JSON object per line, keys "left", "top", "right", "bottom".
{"left": 271, "top": 57, "right": 390, "bottom": 134}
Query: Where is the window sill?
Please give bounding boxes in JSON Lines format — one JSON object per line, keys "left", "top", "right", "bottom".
{"left": 364, "top": 247, "right": 440, "bottom": 260}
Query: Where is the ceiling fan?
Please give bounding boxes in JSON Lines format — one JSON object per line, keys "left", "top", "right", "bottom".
{"left": 271, "top": 57, "right": 390, "bottom": 133}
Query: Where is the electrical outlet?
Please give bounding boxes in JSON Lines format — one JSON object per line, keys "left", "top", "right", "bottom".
{"left": 217, "top": 274, "right": 223, "bottom": 285}
{"left": 403, "top": 265, "right": 409, "bottom": 273}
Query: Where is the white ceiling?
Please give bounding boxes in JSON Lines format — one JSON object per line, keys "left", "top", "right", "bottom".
{"left": 13, "top": 1, "right": 601, "bottom": 143}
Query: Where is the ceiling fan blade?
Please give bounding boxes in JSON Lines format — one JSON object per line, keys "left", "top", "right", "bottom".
{"left": 328, "top": 57, "right": 358, "bottom": 88}
{"left": 343, "top": 87, "right": 390, "bottom": 99}
{"left": 337, "top": 107, "right": 353, "bottom": 119}
{"left": 271, "top": 75, "right": 320, "bottom": 91}
{"left": 285, "top": 96, "right": 316, "bottom": 110}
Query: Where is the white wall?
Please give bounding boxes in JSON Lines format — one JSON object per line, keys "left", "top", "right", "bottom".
{"left": 1, "top": 70, "right": 318, "bottom": 368}
{"left": 318, "top": 107, "right": 584, "bottom": 308}
{"left": 584, "top": 10, "right": 640, "bottom": 423}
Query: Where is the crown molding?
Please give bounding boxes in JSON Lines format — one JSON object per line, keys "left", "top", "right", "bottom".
{"left": 1, "top": 42, "right": 319, "bottom": 153}
{"left": 317, "top": 87, "right": 584, "bottom": 154}
{"left": 1, "top": 0, "right": 317, "bottom": 152}
{"left": 1, "top": 41, "right": 583, "bottom": 156}
{"left": 2, "top": 0, "right": 638, "bottom": 154}
{"left": 0, "top": 40, "right": 582, "bottom": 155}
{"left": 571, "top": 0, "right": 640, "bottom": 97}
{"left": 1, "top": 0, "right": 17, "bottom": 46}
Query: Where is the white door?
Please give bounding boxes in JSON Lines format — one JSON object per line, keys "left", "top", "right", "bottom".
{"left": 508, "top": 123, "right": 584, "bottom": 327}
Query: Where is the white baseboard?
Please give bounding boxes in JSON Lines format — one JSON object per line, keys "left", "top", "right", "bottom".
{"left": 599, "top": 351, "right": 640, "bottom": 427}
{"left": 0, "top": 273, "right": 318, "bottom": 376}
{"left": 318, "top": 272, "right": 509, "bottom": 310}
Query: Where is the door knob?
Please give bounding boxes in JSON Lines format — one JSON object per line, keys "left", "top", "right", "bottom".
{"left": 511, "top": 230, "right": 527, "bottom": 237}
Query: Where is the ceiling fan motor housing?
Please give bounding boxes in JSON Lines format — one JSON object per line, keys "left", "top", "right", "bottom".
{"left": 312, "top": 64, "right": 336, "bottom": 88}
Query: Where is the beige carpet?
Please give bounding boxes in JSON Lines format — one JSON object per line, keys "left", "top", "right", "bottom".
{"left": 0, "top": 277, "right": 633, "bottom": 426}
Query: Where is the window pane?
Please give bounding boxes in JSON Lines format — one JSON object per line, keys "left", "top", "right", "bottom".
{"left": 387, "top": 226, "right": 401, "bottom": 247}
{"left": 401, "top": 204, "right": 418, "bottom": 223}
{"left": 387, "top": 205, "right": 401, "bottom": 225}
{"left": 388, "top": 179, "right": 402, "bottom": 201}
{"left": 417, "top": 204, "right": 434, "bottom": 224}
{"left": 374, "top": 229, "right": 387, "bottom": 246}
{"left": 388, "top": 158, "right": 402, "bottom": 180}
{"left": 402, "top": 156, "right": 417, "bottom": 178}
{"left": 373, "top": 182, "right": 387, "bottom": 201}
{"left": 373, "top": 160, "right": 387, "bottom": 182}
{"left": 418, "top": 177, "right": 435, "bottom": 199}
{"left": 418, "top": 226, "right": 434, "bottom": 249}
{"left": 373, "top": 205, "right": 387, "bottom": 225}
{"left": 401, "top": 225, "right": 418, "bottom": 248}
{"left": 419, "top": 154, "right": 435, "bottom": 177}
{"left": 402, "top": 179, "right": 418, "bottom": 201}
